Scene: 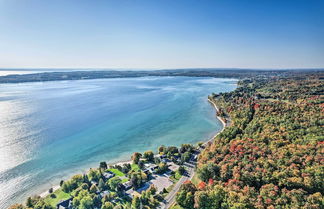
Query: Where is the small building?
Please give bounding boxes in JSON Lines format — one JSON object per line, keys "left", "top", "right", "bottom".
{"left": 100, "top": 190, "right": 110, "bottom": 198}
{"left": 103, "top": 171, "right": 115, "bottom": 180}
{"left": 143, "top": 168, "right": 150, "bottom": 175}
{"left": 56, "top": 198, "right": 72, "bottom": 209}
{"left": 136, "top": 182, "right": 151, "bottom": 193}
{"left": 156, "top": 154, "right": 167, "bottom": 159}
{"left": 173, "top": 154, "right": 180, "bottom": 159}
{"left": 144, "top": 163, "right": 158, "bottom": 174}
{"left": 161, "top": 158, "right": 169, "bottom": 163}
{"left": 168, "top": 162, "right": 179, "bottom": 172}
{"left": 91, "top": 180, "right": 98, "bottom": 185}
{"left": 122, "top": 181, "right": 133, "bottom": 190}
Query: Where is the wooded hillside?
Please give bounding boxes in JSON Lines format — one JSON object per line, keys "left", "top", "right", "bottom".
{"left": 177, "top": 74, "right": 324, "bottom": 208}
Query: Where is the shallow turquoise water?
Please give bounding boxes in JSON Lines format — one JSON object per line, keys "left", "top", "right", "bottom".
{"left": 0, "top": 76, "right": 236, "bottom": 207}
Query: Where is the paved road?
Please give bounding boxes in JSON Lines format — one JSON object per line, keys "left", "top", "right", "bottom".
{"left": 158, "top": 162, "right": 196, "bottom": 209}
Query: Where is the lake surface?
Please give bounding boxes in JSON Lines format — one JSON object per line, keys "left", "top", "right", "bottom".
{"left": 0, "top": 76, "right": 236, "bottom": 207}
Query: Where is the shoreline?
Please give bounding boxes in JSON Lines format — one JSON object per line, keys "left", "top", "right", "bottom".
{"left": 39, "top": 97, "right": 226, "bottom": 199}
{"left": 205, "top": 97, "right": 227, "bottom": 145}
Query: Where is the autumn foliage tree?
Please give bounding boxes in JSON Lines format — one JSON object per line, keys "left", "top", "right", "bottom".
{"left": 177, "top": 76, "right": 324, "bottom": 208}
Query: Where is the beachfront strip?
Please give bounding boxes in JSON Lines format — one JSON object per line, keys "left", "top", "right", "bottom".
{"left": 11, "top": 143, "right": 206, "bottom": 209}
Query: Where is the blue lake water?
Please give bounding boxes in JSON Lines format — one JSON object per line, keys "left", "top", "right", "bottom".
{"left": 0, "top": 76, "right": 236, "bottom": 207}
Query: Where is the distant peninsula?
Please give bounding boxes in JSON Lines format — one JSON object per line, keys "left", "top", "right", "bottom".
{"left": 0, "top": 68, "right": 323, "bottom": 83}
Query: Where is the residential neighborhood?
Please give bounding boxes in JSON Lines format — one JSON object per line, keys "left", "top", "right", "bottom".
{"left": 26, "top": 144, "right": 202, "bottom": 209}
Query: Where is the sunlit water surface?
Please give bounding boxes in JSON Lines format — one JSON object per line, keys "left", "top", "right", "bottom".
{"left": 0, "top": 76, "right": 237, "bottom": 207}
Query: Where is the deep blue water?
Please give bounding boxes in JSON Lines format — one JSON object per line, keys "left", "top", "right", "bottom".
{"left": 0, "top": 76, "right": 236, "bottom": 207}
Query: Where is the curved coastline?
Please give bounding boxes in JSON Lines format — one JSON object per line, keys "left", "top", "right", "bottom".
{"left": 205, "top": 97, "right": 227, "bottom": 145}
{"left": 37, "top": 97, "right": 227, "bottom": 199}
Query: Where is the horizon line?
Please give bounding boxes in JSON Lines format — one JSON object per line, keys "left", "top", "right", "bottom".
{"left": 1, "top": 67, "right": 324, "bottom": 71}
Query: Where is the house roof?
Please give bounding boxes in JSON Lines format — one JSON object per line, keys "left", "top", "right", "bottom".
{"left": 57, "top": 198, "right": 72, "bottom": 208}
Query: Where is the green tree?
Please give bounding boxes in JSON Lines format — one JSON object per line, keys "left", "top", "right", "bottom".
{"left": 100, "top": 161, "right": 108, "bottom": 170}
{"left": 178, "top": 166, "right": 186, "bottom": 175}
{"left": 197, "top": 163, "right": 219, "bottom": 182}
{"left": 132, "top": 152, "right": 142, "bottom": 164}
{"left": 181, "top": 152, "right": 191, "bottom": 162}
{"left": 143, "top": 151, "right": 154, "bottom": 161}
{"left": 98, "top": 178, "right": 105, "bottom": 191}
{"left": 32, "top": 199, "right": 55, "bottom": 209}
{"left": 156, "top": 162, "right": 168, "bottom": 174}
{"left": 108, "top": 177, "right": 122, "bottom": 192}
{"left": 101, "top": 202, "right": 114, "bottom": 209}
{"left": 176, "top": 191, "right": 194, "bottom": 209}
{"left": 90, "top": 184, "right": 99, "bottom": 193}
{"left": 80, "top": 196, "right": 94, "bottom": 209}
{"left": 158, "top": 145, "right": 166, "bottom": 154}
{"left": 26, "top": 196, "right": 40, "bottom": 208}
{"left": 88, "top": 169, "right": 101, "bottom": 182}
{"left": 131, "top": 196, "right": 141, "bottom": 209}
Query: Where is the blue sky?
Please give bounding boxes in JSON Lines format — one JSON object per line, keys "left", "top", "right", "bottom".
{"left": 0, "top": 0, "right": 323, "bottom": 69}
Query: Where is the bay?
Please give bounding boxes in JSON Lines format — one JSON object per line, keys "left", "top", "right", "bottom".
{"left": 0, "top": 76, "right": 236, "bottom": 207}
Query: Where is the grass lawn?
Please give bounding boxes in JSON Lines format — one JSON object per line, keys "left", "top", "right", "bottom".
{"left": 174, "top": 172, "right": 182, "bottom": 180}
{"left": 191, "top": 173, "right": 201, "bottom": 185}
{"left": 121, "top": 178, "right": 129, "bottom": 183}
{"left": 44, "top": 189, "right": 71, "bottom": 206}
{"left": 107, "top": 168, "right": 125, "bottom": 177}
{"left": 131, "top": 163, "right": 140, "bottom": 171}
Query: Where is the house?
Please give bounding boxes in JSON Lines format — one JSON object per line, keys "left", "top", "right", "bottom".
{"left": 173, "top": 154, "right": 180, "bottom": 159}
{"left": 143, "top": 168, "right": 150, "bottom": 175}
{"left": 122, "top": 181, "right": 133, "bottom": 190}
{"left": 136, "top": 182, "right": 152, "bottom": 193}
{"left": 126, "top": 189, "right": 141, "bottom": 198}
{"left": 111, "top": 199, "right": 121, "bottom": 204}
{"left": 156, "top": 154, "right": 167, "bottom": 160}
{"left": 161, "top": 158, "right": 169, "bottom": 163}
{"left": 103, "top": 171, "right": 115, "bottom": 180}
{"left": 144, "top": 163, "right": 158, "bottom": 174}
{"left": 168, "top": 162, "right": 179, "bottom": 172}
{"left": 56, "top": 198, "right": 72, "bottom": 209}
{"left": 100, "top": 190, "right": 110, "bottom": 198}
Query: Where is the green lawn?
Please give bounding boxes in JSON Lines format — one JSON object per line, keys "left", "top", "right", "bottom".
{"left": 44, "top": 189, "right": 71, "bottom": 206}
{"left": 131, "top": 163, "right": 140, "bottom": 171}
{"left": 121, "top": 178, "right": 129, "bottom": 183}
{"left": 107, "top": 168, "right": 125, "bottom": 177}
{"left": 175, "top": 172, "right": 182, "bottom": 180}
{"left": 191, "top": 173, "right": 201, "bottom": 185}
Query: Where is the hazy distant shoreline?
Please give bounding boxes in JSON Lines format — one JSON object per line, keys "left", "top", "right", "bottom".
{"left": 0, "top": 68, "right": 322, "bottom": 84}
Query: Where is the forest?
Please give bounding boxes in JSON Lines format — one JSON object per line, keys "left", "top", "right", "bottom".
{"left": 176, "top": 73, "right": 324, "bottom": 208}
